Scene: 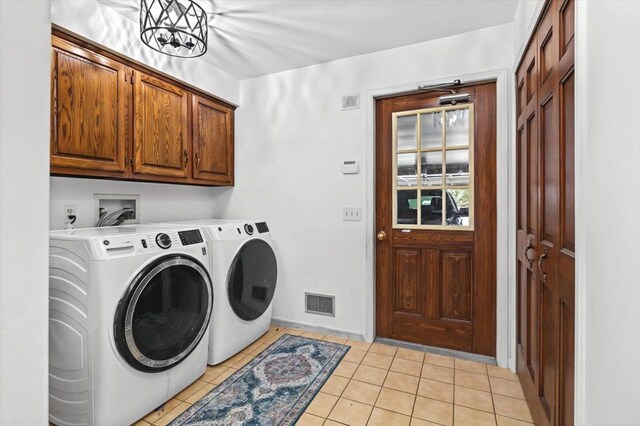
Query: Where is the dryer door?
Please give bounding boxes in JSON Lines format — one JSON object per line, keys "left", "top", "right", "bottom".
{"left": 228, "top": 239, "right": 277, "bottom": 321}
{"left": 114, "top": 255, "right": 213, "bottom": 373}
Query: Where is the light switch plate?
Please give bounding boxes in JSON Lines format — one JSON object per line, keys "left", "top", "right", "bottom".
{"left": 343, "top": 207, "right": 362, "bottom": 222}
{"left": 341, "top": 160, "right": 359, "bottom": 174}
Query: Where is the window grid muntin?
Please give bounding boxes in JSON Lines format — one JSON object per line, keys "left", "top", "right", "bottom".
{"left": 392, "top": 104, "right": 474, "bottom": 230}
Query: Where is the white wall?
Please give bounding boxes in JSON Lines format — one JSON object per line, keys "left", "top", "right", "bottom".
{"left": 49, "top": 0, "right": 240, "bottom": 231}
{"left": 575, "top": 1, "right": 640, "bottom": 424}
{"left": 226, "top": 23, "right": 514, "bottom": 338}
{"left": 51, "top": 0, "right": 239, "bottom": 105}
{"left": 0, "top": 1, "right": 51, "bottom": 424}
{"left": 512, "top": 0, "right": 544, "bottom": 60}
{"left": 50, "top": 178, "right": 232, "bottom": 229}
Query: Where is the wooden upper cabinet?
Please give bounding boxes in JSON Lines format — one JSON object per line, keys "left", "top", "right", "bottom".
{"left": 50, "top": 36, "right": 129, "bottom": 175}
{"left": 50, "top": 30, "right": 235, "bottom": 186}
{"left": 192, "top": 95, "right": 234, "bottom": 184}
{"left": 133, "top": 71, "right": 190, "bottom": 179}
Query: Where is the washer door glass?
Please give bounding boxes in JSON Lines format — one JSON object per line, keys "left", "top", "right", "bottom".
{"left": 228, "top": 239, "right": 277, "bottom": 321}
{"left": 114, "top": 255, "right": 213, "bottom": 373}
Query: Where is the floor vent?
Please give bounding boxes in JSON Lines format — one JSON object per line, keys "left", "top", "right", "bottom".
{"left": 305, "top": 292, "right": 335, "bottom": 316}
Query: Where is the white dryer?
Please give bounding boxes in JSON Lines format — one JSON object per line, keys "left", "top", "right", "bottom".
{"left": 157, "top": 219, "right": 277, "bottom": 365}
{"left": 49, "top": 225, "right": 213, "bottom": 426}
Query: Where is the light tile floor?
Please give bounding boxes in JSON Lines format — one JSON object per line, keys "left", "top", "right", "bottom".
{"left": 134, "top": 326, "right": 533, "bottom": 426}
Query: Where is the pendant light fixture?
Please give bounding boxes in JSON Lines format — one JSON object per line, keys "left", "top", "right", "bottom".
{"left": 140, "top": 0, "right": 208, "bottom": 58}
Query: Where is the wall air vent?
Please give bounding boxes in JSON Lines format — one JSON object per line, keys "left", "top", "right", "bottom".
{"left": 305, "top": 292, "right": 335, "bottom": 316}
{"left": 341, "top": 94, "right": 360, "bottom": 110}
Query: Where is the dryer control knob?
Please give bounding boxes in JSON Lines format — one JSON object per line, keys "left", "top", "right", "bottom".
{"left": 244, "top": 224, "right": 254, "bottom": 235}
{"left": 156, "top": 233, "right": 172, "bottom": 249}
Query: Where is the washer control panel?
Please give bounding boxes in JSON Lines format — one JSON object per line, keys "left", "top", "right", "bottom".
{"left": 155, "top": 233, "right": 172, "bottom": 249}
{"left": 178, "top": 229, "right": 204, "bottom": 246}
{"left": 94, "top": 228, "right": 205, "bottom": 259}
{"left": 256, "top": 222, "right": 269, "bottom": 234}
{"left": 206, "top": 221, "right": 270, "bottom": 241}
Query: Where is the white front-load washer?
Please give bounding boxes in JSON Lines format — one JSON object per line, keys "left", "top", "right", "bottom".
{"left": 156, "top": 219, "right": 277, "bottom": 365}
{"left": 49, "top": 225, "right": 213, "bottom": 426}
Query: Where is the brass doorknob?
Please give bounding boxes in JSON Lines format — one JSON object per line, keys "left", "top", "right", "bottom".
{"left": 525, "top": 240, "right": 536, "bottom": 268}
{"left": 377, "top": 231, "right": 387, "bottom": 241}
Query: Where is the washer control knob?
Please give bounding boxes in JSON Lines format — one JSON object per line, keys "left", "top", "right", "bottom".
{"left": 244, "top": 224, "right": 254, "bottom": 235}
{"left": 156, "top": 233, "right": 172, "bottom": 249}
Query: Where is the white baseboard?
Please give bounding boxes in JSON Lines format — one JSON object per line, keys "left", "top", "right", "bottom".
{"left": 271, "top": 317, "right": 368, "bottom": 342}
{"left": 272, "top": 318, "right": 497, "bottom": 366}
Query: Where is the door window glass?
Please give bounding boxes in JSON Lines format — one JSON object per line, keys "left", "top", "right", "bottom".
{"left": 396, "top": 115, "right": 417, "bottom": 151}
{"left": 392, "top": 105, "right": 474, "bottom": 230}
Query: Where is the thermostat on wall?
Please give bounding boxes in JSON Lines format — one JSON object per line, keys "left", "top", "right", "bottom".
{"left": 341, "top": 160, "right": 359, "bottom": 175}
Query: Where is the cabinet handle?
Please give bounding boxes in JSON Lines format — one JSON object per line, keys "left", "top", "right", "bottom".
{"left": 183, "top": 149, "right": 188, "bottom": 167}
{"left": 52, "top": 64, "right": 59, "bottom": 146}
{"left": 195, "top": 152, "right": 200, "bottom": 167}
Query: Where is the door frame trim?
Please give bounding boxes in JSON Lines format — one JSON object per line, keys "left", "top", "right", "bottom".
{"left": 364, "top": 68, "right": 513, "bottom": 369}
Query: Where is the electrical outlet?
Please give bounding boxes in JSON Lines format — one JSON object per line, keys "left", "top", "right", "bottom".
{"left": 64, "top": 204, "right": 76, "bottom": 216}
{"left": 343, "top": 207, "right": 362, "bottom": 222}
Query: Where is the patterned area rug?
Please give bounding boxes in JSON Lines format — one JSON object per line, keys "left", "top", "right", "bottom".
{"left": 170, "top": 334, "right": 349, "bottom": 425}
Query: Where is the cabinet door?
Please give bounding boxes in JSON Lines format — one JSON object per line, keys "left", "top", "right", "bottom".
{"left": 192, "top": 95, "right": 234, "bottom": 184}
{"left": 133, "top": 71, "right": 190, "bottom": 178}
{"left": 51, "top": 36, "right": 129, "bottom": 175}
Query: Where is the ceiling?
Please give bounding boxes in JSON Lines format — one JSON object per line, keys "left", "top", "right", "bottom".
{"left": 97, "top": 0, "right": 519, "bottom": 79}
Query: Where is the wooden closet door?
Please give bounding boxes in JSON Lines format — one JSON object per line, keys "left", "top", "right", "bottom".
{"left": 50, "top": 36, "right": 129, "bottom": 175}
{"left": 133, "top": 71, "right": 190, "bottom": 178}
{"left": 192, "top": 95, "right": 234, "bottom": 184}
{"left": 516, "top": 0, "right": 575, "bottom": 425}
{"left": 536, "top": 5, "right": 560, "bottom": 422}
{"left": 516, "top": 36, "right": 541, "bottom": 408}
{"left": 555, "top": 0, "right": 575, "bottom": 424}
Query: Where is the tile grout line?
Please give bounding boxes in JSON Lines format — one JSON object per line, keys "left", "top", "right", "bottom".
{"left": 487, "top": 368, "right": 498, "bottom": 425}
{"left": 365, "top": 343, "right": 391, "bottom": 425}
{"left": 452, "top": 361, "right": 457, "bottom": 426}
{"left": 336, "top": 333, "right": 370, "bottom": 422}
{"left": 353, "top": 339, "right": 376, "bottom": 425}
{"left": 408, "top": 352, "right": 424, "bottom": 420}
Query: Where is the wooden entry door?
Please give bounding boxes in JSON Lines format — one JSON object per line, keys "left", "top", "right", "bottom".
{"left": 375, "top": 82, "right": 497, "bottom": 356}
{"left": 515, "top": 0, "right": 575, "bottom": 424}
